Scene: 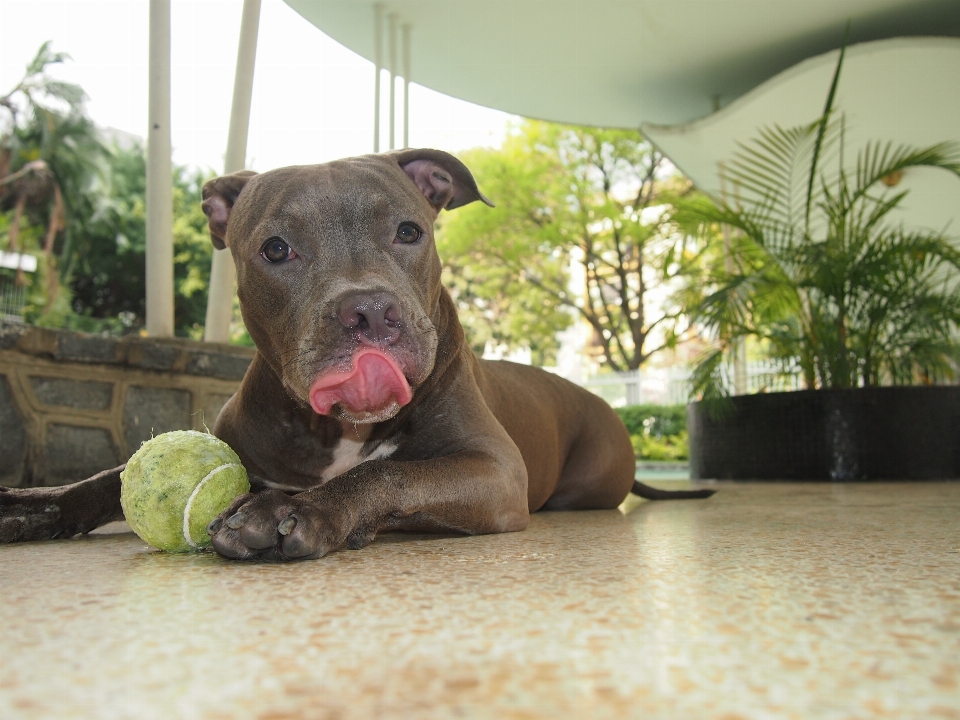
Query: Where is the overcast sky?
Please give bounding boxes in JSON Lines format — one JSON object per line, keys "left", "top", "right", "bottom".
{"left": 0, "top": 0, "right": 515, "bottom": 173}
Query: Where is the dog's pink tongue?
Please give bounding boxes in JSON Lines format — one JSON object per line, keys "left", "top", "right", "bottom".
{"left": 309, "top": 349, "right": 412, "bottom": 416}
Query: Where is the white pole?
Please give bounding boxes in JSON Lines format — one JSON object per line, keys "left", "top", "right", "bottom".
{"left": 204, "top": 0, "right": 262, "bottom": 344}
{"left": 146, "top": 0, "right": 174, "bottom": 338}
{"left": 373, "top": 4, "right": 383, "bottom": 152}
{"left": 402, "top": 23, "right": 411, "bottom": 149}
{"left": 388, "top": 13, "right": 397, "bottom": 150}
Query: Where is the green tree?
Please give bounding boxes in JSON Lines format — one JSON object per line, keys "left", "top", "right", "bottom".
{"left": 67, "top": 139, "right": 147, "bottom": 330}
{"left": 439, "top": 121, "right": 704, "bottom": 371}
{"left": 683, "top": 48, "right": 960, "bottom": 397}
{"left": 171, "top": 165, "right": 215, "bottom": 338}
{"left": 66, "top": 140, "right": 214, "bottom": 338}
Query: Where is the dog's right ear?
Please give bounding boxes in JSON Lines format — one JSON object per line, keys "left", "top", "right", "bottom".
{"left": 201, "top": 170, "right": 257, "bottom": 249}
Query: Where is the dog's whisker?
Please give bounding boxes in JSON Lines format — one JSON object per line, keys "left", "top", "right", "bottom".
{"left": 280, "top": 348, "right": 322, "bottom": 370}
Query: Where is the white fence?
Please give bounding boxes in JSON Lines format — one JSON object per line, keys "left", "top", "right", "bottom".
{"left": 581, "top": 367, "right": 690, "bottom": 407}
{"left": 742, "top": 361, "right": 804, "bottom": 395}
{"left": 580, "top": 361, "right": 803, "bottom": 407}
{"left": 0, "top": 277, "right": 27, "bottom": 324}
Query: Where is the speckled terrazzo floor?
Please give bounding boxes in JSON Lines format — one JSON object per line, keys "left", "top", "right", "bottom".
{"left": 2, "top": 482, "right": 959, "bottom": 720}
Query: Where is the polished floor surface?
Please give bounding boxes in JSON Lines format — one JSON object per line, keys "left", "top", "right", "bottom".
{"left": 2, "top": 482, "right": 959, "bottom": 720}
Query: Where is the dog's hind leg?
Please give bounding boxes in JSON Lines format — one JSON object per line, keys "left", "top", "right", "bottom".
{"left": 0, "top": 465, "right": 124, "bottom": 543}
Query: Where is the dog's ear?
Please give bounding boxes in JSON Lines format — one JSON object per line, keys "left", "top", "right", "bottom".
{"left": 201, "top": 170, "right": 257, "bottom": 249}
{"left": 394, "top": 149, "right": 495, "bottom": 213}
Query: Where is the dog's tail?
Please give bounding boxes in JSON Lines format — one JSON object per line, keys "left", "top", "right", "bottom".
{"left": 631, "top": 480, "right": 715, "bottom": 500}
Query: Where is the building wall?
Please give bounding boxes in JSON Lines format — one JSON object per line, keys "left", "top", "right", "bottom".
{"left": 0, "top": 323, "right": 254, "bottom": 487}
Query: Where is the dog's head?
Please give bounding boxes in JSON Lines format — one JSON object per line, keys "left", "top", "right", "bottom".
{"left": 202, "top": 149, "right": 492, "bottom": 424}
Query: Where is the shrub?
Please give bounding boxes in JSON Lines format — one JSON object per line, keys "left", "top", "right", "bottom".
{"left": 615, "top": 404, "right": 688, "bottom": 460}
{"left": 614, "top": 403, "right": 686, "bottom": 438}
{"left": 630, "top": 430, "right": 689, "bottom": 461}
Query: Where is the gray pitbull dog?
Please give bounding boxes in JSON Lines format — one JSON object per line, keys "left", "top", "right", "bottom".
{"left": 0, "top": 149, "right": 712, "bottom": 560}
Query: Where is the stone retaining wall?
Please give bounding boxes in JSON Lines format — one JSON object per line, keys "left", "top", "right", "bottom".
{"left": 0, "top": 323, "right": 255, "bottom": 487}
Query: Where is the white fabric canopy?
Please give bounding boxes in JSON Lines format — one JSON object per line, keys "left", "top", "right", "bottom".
{"left": 284, "top": 1, "right": 960, "bottom": 233}
{"left": 285, "top": 0, "right": 958, "bottom": 127}
{"left": 643, "top": 38, "right": 960, "bottom": 233}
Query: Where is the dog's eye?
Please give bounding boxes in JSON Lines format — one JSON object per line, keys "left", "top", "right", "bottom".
{"left": 395, "top": 222, "right": 422, "bottom": 245}
{"left": 260, "top": 237, "right": 295, "bottom": 263}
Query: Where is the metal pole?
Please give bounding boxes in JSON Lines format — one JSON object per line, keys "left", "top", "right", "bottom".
{"left": 204, "top": 0, "right": 261, "bottom": 344}
{"left": 402, "top": 23, "right": 411, "bottom": 148}
{"left": 373, "top": 4, "right": 383, "bottom": 152}
{"left": 146, "top": 0, "right": 174, "bottom": 337}
{"left": 388, "top": 13, "right": 397, "bottom": 150}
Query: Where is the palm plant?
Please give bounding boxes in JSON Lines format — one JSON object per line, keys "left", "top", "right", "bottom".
{"left": 685, "top": 45, "right": 960, "bottom": 398}
{"left": 0, "top": 42, "right": 109, "bottom": 306}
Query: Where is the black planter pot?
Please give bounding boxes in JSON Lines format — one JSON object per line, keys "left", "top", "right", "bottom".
{"left": 688, "top": 386, "right": 960, "bottom": 480}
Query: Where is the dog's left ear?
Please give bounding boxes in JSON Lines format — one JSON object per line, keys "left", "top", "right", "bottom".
{"left": 394, "top": 149, "right": 495, "bottom": 213}
{"left": 201, "top": 170, "right": 257, "bottom": 249}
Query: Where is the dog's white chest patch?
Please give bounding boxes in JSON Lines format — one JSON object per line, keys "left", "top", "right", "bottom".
{"left": 322, "top": 437, "right": 397, "bottom": 482}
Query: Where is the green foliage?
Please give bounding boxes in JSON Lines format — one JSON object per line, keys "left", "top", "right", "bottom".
{"left": 615, "top": 403, "right": 686, "bottom": 437}
{"left": 615, "top": 403, "right": 689, "bottom": 460}
{"left": 683, "top": 50, "right": 960, "bottom": 396}
{"left": 2, "top": 43, "right": 217, "bottom": 339}
{"left": 437, "top": 130, "right": 572, "bottom": 364}
{"left": 21, "top": 139, "right": 215, "bottom": 338}
{"left": 66, "top": 140, "right": 147, "bottom": 328}
{"left": 0, "top": 41, "right": 111, "bottom": 290}
{"left": 630, "top": 430, "right": 689, "bottom": 462}
{"left": 171, "top": 166, "right": 215, "bottom": 338}
{"left": 439, "top": 121, "right": 710, "bottom": 371}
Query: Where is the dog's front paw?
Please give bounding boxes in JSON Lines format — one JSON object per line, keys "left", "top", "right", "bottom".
{"left": 207, "top": 489, "right": 356, "bottom": 561}
{"left": 0, "top": 487, "right": 70, "bottom": 543}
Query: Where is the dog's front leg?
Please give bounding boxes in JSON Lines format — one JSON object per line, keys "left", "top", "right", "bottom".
{"left": 207, "top": 451, "right": 529, "bottom": 562}
{"left": 0, "top": 466, "right": 125, "bottom": 543}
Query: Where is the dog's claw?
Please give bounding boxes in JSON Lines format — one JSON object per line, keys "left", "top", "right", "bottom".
{"left": 207, "top": 517, "right": 223, "bottom": 534}
{"left": 225, "top": 512, "right": 247, "bottom": 530}
{"left": 277, "top": 516, "right": 297, "bottom": 536}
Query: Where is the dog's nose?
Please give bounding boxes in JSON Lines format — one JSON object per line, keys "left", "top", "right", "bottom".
{"left": 336, "top": 291, "right": 403, "bottom": 345}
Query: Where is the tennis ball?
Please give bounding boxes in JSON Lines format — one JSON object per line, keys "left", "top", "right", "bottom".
{"left": 120, "top": 430, "right": 250, "bottom": 552}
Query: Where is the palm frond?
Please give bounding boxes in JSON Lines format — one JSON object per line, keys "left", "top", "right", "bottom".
{"left": 24, "top": 41, "right": 70, "bottom": 76}
{"left": 806, "top": 25, "right": 848, "bottom": 231}
{"left": 849, "top": 141, "right": 960, "bottom": 208}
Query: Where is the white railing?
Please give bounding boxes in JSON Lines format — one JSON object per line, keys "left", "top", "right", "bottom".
{"left": 580, "top": 367, "right": 691, "bottom": 407}
{"left": 743, "top": 360, "right": 804, "bottom": 394}
{"left": 579, "top": 360, "right": 804, "bottom": 407}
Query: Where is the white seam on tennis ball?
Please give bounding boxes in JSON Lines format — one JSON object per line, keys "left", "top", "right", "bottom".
{"left": 182, "top": 463, "right": 241, "bottom": 548}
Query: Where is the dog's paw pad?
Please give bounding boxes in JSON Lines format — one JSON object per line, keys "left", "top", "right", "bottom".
{"left": 207, "top": 489, "right": 337, "bottom": 562}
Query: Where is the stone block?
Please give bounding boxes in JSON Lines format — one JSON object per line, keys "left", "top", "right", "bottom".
{"left": 0, "top": 374, "right": 27, "bottom": 486}
{"left": 30, "top": 376, "right": 114, "bottom": 411}
{"left": 0, "top": 322, "right": 26, "bottom": 350}
{"left": 43, "top": 424, "right": 121, "bottom": 486}
{"left": 123, "top": 385, "right": 193, "bottom": 455}
{"left": 131, "top": 341, "right": 181, "bottom": 372}
{"left": 57, "top": 332, "right": 120, "bottom": 364}
{"left": 185, "top": 350, "right": 252, "bottom": 381}
{"left": 195, "top": 392, "right": 235, "bottom": 430}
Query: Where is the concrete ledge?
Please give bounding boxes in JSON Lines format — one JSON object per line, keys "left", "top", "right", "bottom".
{"left": 0, "top": 323, "right": 255, "bottom": 487}
{"left": 0, "top": 322, "right": 255, "bottom": 380}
